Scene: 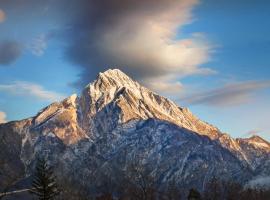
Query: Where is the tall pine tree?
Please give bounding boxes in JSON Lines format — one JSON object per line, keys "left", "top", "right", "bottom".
{"left": 30, "top": 156, "right": 59, "bottom": 200}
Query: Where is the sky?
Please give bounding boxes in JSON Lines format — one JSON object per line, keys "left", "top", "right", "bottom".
{"left": 0, "top": 0, "right": 270, "bottom": 140}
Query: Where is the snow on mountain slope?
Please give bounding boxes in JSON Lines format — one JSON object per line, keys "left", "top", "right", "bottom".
{"left": 0, "top": 68, "right": 269, "bottom": 192}
{"left": 236, "top": 136, "right": 270, "bottom": 173}
{"left": 31, "top": 94, "right": 87, "bottom": 145}
{"left": 77, "top": 69, "right": 250, "bottom": 163}
{"left": 238, "top": 135, "right": 270, "bottom": 151}
{"left": 79, "top": 69, "right": 221, "bottom": 139}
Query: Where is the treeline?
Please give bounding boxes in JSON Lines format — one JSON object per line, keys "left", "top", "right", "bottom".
{"left": 1, "top": 157, "right": 270, "bottom": 200}
{"left": 59, "top": 176, "right": 270, "bottom": 200}
{"left": 57, "top": 163, "right": 270, "bottom": 200}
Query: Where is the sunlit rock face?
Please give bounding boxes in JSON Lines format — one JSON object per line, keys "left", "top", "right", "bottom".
{"left": 79, "top": 69, "right": 221, "bottom": 138}
{"left": 236, "top": 136, "right": 270, "bottom": 174}
{"left": 0, "top": 69, "right": 269, "bottom": 191}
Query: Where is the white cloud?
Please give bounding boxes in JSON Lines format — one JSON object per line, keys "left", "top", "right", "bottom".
{"left": 63, "top": 0, "right": 215, "bottom": 92}
{"left": 0, "top": 111, "right": 7, "bottom": 124}
{"left": 0, "top": 81, "right": 65, "bottom": 102}
{"left": 144, "top": 77, "right": 184, "bottom": 96}
{"left": 29, "top": 34, "right": 47, "bottom": 56}
{"left": 0, "top": 9, "right": 5, "bottom": 23}
{"left": 0, "top": 0, "right": 216, "bottom": 93}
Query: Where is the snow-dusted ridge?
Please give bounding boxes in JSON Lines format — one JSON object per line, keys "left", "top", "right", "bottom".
{"left": 0, "top": 68, "right": 269, "bottom": 191}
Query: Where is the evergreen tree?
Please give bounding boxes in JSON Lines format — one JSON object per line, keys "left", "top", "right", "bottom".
{"left": 30, "top": 156, "right": 59, "bottom": 200}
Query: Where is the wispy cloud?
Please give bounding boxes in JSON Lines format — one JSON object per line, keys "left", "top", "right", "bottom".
{"left": 181, "top": 80, "right": 270, "bottom": 107}
{"left": 0, "top": 9, "right": 5, "bottom": 23}
{"left": 29, "top": 34, "right": 48, "bottom": 56}
{"left": 245, "top": 129, "right": 262, "bottom": 137}
{"left": 0, "top": 40, "right": 22, "bottom": 65}
{"left": 246, "top": 176, "right": 270, "bottom": 189}
{"left": 145, "top": 78, "right": 184, "bottom": 96}
{"left": 0, "top": 111, "right": 7, "bottom": 124}
{"left": 0, "top": 81, "right": 65, "bottom": 102}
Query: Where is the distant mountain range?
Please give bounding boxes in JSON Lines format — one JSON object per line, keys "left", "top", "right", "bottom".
{"left": 1, "top": 69, "right": 270, "bottom": 195}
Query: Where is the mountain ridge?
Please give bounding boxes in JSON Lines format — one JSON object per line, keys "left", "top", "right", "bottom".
{"left": 0, "top": 68, "right": 269, "bottom": 193}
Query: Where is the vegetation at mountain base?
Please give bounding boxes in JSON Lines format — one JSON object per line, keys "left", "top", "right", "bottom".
{"left": 29, "top": 156, "right": 60, "bottom": 200}
{"left": 1, "top": 161, "right": 270, "bottom": 200}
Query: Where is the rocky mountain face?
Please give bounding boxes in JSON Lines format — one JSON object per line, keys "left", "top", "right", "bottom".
{"left": 0, "top": 69, "right": 269, "bottom": 193}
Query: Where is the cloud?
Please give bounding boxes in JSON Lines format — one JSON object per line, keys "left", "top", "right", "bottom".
{"left": 0, "top": 81, "right": 65, "bottom": 102}
{"left": 181, "top": 80, "right": 270, "bottom": 107}
{"left": 59, "top": 0, "right": 214, "bottom": 91}
{"left": 245, "top": 129, "right": 262, "bottom": 137}
{"left": 28, "top": 34, "right": 47, "bottom": 56}
{"left": 245, "top": 176, "right": 270, "bottom": 189}
{"left": 0, "top": 0, "right": 214, "bottom": 92}
{"left": 0, "top": 111, "right": 7, "bottom": 124}
{"left": 0, "top": 40, "right": 22, "bottom": 65}
{"left": 145, "top": 78, "right": 184, "bottom": 96}
{"left": 0, "top": 9, "right": 5, "bottom": 23}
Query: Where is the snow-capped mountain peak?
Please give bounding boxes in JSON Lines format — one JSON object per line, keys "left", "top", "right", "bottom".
{"left": 1, "top": 68, "right": 270, "bottom": 193}
{"left": 85, "top": 68, "right": 139, "bottom": 93}
{"left": 78, "top": 69, "right": 221, "bottom": 140}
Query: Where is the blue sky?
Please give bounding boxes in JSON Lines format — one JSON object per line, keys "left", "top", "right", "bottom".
{"left": 0, "top": 0, "right": 269, "bottom": 140}
{"left": 181, "top": 0, "right": 270, "bottom": 139}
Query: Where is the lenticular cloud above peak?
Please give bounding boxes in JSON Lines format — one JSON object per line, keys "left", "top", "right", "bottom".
{"left": 0, "top": 0, "right": 214, "bottom": 93}
{"left": 62, "top": 0, "right": 214, "bottom": 92}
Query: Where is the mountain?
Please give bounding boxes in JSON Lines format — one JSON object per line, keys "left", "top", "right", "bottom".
{"left": 0, "top": 69, "right": 269, "bottom": 195}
